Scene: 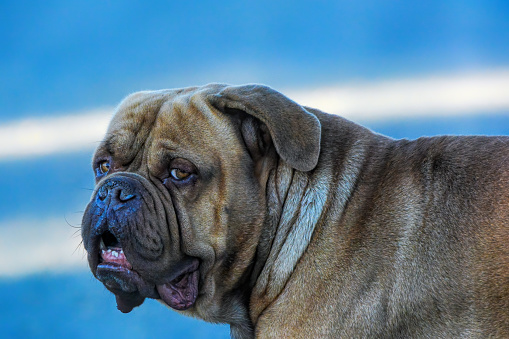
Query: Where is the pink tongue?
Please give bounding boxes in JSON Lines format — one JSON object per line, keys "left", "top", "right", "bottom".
{"left": 156, "top": 270, "right": 199, "bottom": 311}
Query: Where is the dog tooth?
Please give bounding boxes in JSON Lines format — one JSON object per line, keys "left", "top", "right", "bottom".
{"left": 99, "top": 238, "right": 106, "bottom": 250}
{"left": 112, "top": 251, "right": 118, "bottom": 258}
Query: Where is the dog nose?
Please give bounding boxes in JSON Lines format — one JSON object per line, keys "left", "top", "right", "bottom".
{"left": 96, "top": 177, "right": 136, "bottom": 207}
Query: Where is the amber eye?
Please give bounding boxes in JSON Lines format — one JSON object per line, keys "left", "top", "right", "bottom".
{"left": 170, "top": 168, "right": 191, "bottom": 181}
{"left": 98, "top": 161, "right": 111, "bottom": 175}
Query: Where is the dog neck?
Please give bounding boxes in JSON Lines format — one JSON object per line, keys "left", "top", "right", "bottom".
{"left": 247, "top": 159, "right": 327, "bottom": 319}
{"left": 248, "top": 139, "right": 368, "bottom": 325}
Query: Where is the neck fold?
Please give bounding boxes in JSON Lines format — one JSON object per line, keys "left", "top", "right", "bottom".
{"left": 249, "top": 160, "right": 330, "bottom": 319}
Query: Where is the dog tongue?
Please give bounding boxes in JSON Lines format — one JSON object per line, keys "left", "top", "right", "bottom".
{"left": 156, "top": 270, "right": 199, "bottom": 310}
{"left": 96, "top": 262, "right": 159, "bottom": 313}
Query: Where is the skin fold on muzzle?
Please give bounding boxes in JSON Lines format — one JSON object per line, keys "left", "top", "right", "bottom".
{"left": 82, "top": 172, "right": 199, "bottom": 313}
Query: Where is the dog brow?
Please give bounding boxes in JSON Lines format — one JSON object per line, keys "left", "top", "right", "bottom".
{"left": 104, "top": 137, "right": 116, "bottom": 156}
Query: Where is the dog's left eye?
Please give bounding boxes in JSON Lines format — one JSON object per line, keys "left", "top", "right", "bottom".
{"left": 165, "top": 158, "right": 197, "bottom": 186}
{"left": 170, "top": 168, "right": 191, "bottom": 181}
{"left": 97, "top": 161, "right": 111, "bottom": 176}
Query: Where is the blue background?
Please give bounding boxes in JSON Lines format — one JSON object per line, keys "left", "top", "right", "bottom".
{"left": 1, "top": 1, "right": 508, "bottom": 338}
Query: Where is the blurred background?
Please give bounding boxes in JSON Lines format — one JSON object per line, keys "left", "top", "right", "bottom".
{"left": 1, "top": 1, "right": 508, "bottom": 338}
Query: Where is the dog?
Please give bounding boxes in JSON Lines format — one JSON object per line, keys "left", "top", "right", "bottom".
{"left": 81, "top": 84, "right": 509, "bottom": 338}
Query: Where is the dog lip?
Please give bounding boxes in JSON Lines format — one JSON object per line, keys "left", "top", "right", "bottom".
{"left": 96, "top": 262, "right": 139, "bottom": 293}
{"left": 95, "top": 261, "right": 159, "bottom": 298}
{"left": 92, "top": 240, "right": 201, "bottom": 312}
{"left": 156, "top": 259, "right": 200, "bottom": 311}
{"left": 95, "top": 262, "right": 154, "bottom": 313}
{"left": 85, "top": 210, "right": 202, "bottom": 312}
{"left": 165, "top": 258, "right": 200, "bottom": 283}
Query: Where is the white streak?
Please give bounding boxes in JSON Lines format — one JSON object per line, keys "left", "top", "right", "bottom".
{"left": 286, "top": 69, "right": 509, "bottom": 122}
{"left": 0, "top": 108, "right": 113, "bottom": 160}
{"left": 0, "top": 217, "right": 88, "bottom": 277}
{"left": 0, "top": 69, "right": 508, "bottom": 161}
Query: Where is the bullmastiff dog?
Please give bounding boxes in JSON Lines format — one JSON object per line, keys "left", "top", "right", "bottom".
{"left": 81, "top": 84, "right": 509, "bottom": 338}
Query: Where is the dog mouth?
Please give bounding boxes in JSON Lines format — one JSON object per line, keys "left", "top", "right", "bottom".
{"left": 99, "top": 231, "right": 132, "bottom": 269}
{"left": 94, "top": 230, "right": 200, "bottom": 313}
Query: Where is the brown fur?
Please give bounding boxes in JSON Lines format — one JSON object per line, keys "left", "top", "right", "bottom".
{"left": 82, "top": 84, "right": 509, "bottom": 338}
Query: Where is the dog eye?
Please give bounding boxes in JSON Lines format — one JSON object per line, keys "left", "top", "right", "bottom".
{"left": 170, "top": 168, "right": 191, "bottom": 181}
{"left": 98, "top": 161, "right": 111, "bottom": 175}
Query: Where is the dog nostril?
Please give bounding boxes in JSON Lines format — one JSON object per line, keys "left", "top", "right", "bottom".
{"left": 96, "top": 179, "right": 136, "bottom": 204}
{"left": 119, "top": 190, "right": 135, "bottom": 202}
{"left": 97, "top": 188, "right": 108, "bottom": 201}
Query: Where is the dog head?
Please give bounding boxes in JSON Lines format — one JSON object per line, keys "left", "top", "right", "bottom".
{"left": 81, "top": 84, "right": 321, "bottom": 321}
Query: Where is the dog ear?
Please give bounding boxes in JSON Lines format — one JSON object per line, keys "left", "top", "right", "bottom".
{"left": 208, "top": 84, "right": 321, "bottom": 172}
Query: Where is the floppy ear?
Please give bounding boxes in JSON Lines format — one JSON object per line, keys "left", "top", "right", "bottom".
{"left": 208, "top": 84, "right": 322, "bottom": 172}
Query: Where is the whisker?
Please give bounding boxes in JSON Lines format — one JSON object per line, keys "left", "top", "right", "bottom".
{"left": 73, "top": 240, "right": 84, "bottom": 256}
{"left": 81, "top": 187, "right": 95, "bottom": 191}
{"left": 72, "top": 229, "right": 82, "bottom": 238}
{"left": 64, "top": 215, "right": 81, "bottom": 229}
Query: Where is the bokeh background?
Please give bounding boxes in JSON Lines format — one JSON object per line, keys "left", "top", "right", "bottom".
{"left": 1, "top": 1, "right": 508, "bottom": 338}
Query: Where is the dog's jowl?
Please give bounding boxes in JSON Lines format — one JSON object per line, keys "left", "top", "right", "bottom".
{"left": 81, "top": 84, "right": 509, "bottom": 338}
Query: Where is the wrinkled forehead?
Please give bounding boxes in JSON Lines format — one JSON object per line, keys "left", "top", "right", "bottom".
{"left": 95, "top": 85, "right": 240, "bottom": 168}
